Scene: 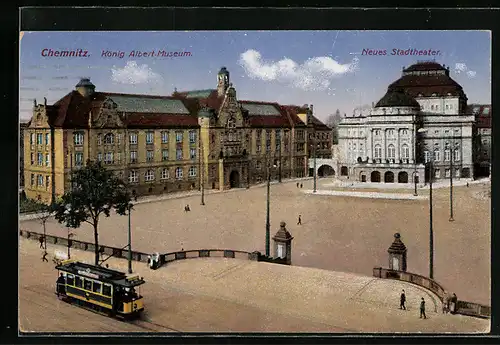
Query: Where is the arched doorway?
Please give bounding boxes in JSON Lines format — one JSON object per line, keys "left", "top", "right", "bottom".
{"left": 461, "top": 167, "right": 471, "bottom": 178}
{"left": 340, "top": 166, "right": 348, "bottom": 176}
{"left": 384, "top": 171, "right": 395, "bottom": 183}
{"left": 371, "top": 171, "right": 381, "bottom": 183}
{"left": 229, "top": 170, "right": 240, "bottom": 188}
{"left": 318, "top": 165, "right": 335, "bottom": 177}
{"left": 398, "top": 171, "right": 408, "bottom": 183}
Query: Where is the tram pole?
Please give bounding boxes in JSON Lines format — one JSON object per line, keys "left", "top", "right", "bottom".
{"left": 128, "top": 203, "right": 132, "bottom": 274}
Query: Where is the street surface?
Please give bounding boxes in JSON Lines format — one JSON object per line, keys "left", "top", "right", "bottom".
{"left": 19, "top": 238, "right": 489, "bottom": 333}
{"left": 19, "top": 178, "right": 491, "bottom": 305}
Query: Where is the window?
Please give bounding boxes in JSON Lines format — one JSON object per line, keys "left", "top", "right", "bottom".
{"left": 266, "top": 143, "right": 271, "bottom": 152}
{"left": 74, "top": 276, "right": 83, "bottom": 288}
{"left": 30, "top": 133, "right": 35, "bottom": 145}
{"left": 92, "top": 281, "right": 102, "bottom": 294}
{"left": 402, "top": 130, "right": 408, "bottom": 136}
{"left": 84, "top": 279, "right": 92, "bottom": 291}
{"left": 45, "top": 176, "right": 50, "bottom": 188}
{"left": 256, "top": 161, "right": 261, "bottom": 170}
{"left": 176, "top": 148, "right": 183, "bottom": 160}
{"left": 176, "top": 132, "right": 183, "bottom": 143}
{"left": 37, "top": 133, "right": 43, "bottom": 145}
{"left": 387, "top": 145, "right": 395, "bottom": 159}
{"left": 445, "top": 104, "right": 449, "bottom": 110}
{"left": 424, "top": 150, "right": 430, "bottom": 163}
{"left": 37, "top": 174, "right": 44, "bottom": 186}
{"left": 74, "top": 132, "right": 84, "bottom": 145}
{"left": 444, "top": 149, "right": 451, "bottom": 162}
{"left": 402, "top": 145, "right": 409, "bottom": 159}
{"left": 129, "top": 170, "right": 138, "bottom": 183}
{"left": 75, "top": 152, "right": 84, "bottom": 166}
{"left": 37, "top": 153, "right": 43, "bottom": 165}
{"left": 190, "top": 148, "right": 196, "bottom": 159}
{"left": 146, "top": 131, "right": 154, "bottom": 144}
{"left": 66, "top": 274, "right": 74, "bottom": 286}
{"left": 374, "top": 145, "right": 382, "bottom": 159}
{"left": 455, "top": 168, "right": 460, "bottom": 177}
{"left": 175, "top": 167, "right": 183, "bottom": 179}
{"left": 189, "top": 130, "right": 197, "bottom": 143}
{"left": 45, "top": 153, "right": 50, "bottom": 166}
{"left": 30, "top": 153, "right": 34, "bottom": 165}
{"left": 129, "top": 133, "right": 138, "bottom": 145}
{"left": 256, "top": 144, "right": 261, "bottom": 153}
{"left": 105, "top": 152, "right": 114, "bottom": 164}
{"left": 388, "top": 129, "right": 394, "bottom": 137}
{"left": 30, "top": 174, "right": 34, "bottom": 186}
{"left": 161, "top": 131, "right": 169, "bottom": 144}
{"left": 445, "top": 169, "right": 450, "bottom": 177}
{"left": 146, "top": 150, "right": 154, "bottom": 162}
{"left": 434, "top": 169, "right": 440, "bottom": 178}
{"left": 445, "top": 130, "right": 449, "bottom": 134}
{"left": 104, "top": 133, "right": 114, "bottom": 144}
{"left": 434, "top": 149, "right": 440, "bottom": 161}
{"left": 97, "top": 152, "right": 102, "bottom": 162}
{"left": 97, "top": 134, "right": 102, "bottom": 145}
{"left": 375, "top": 129, "right": 380, "bottom": 136}
{"left": 145, "top": 169, "right": 155, "bottom": 181}
{"left": 45, "top": 133, "right": 50, "bottom": 145}
{"left": 189, "top": 166, "right": 197, "bottom": 177}
{"left": 102, "top": 284, "right": 111, "bottom": 296}
{"left": 454, "top": 149, "right": 460, "bottom": 161}
{"left": 130, "top": 151, "right": 137, "bottom": 163}
{"left": 161, "top": 168, "right": 169, "bottom": 180}
{"left": 162, "top": 149, "right": 169, "bottom": 161}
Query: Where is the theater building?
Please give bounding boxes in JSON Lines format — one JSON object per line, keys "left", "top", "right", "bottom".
{"left": 337, "top": 61, "right": 475, "bottom": 183}
{"left": 23, "top": 68, "right": 326, "bottom": 203}
{"left": 469, "top": 104, "right": 491, "bottom": 178}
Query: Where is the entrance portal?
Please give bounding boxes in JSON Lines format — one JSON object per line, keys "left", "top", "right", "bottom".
{"left": 371, "top": 171, "right": 381, "bottom": 183}
{"left": 384, "top": 171, "right": 395, "bottom": 183}
{"left": 229, "top": 170, "right": 240, "bottom": 188}
{"left": 398, "top": 171, "right": 409, "bottom": 183}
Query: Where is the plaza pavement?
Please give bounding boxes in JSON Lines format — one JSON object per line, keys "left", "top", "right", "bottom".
{"left": 19, "top": 238, "right": 489, "bottom": 333}
{"left": 19, "top": 177, "right": 491, "bottom": 306}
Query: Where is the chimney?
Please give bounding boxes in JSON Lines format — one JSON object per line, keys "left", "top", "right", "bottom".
{"left": 309, "top": 104, "right": 313, "bottom": 113}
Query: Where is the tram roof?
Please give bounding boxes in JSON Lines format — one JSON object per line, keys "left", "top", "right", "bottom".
{"left": 55, "top": 261, "right": 144, "bottom": 286}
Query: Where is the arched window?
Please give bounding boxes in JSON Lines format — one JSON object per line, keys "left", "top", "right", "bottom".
{"left": 444, "top": 149, "right": 451, "bottom": 161}
{"left": 434, "top": 149, "right": 440, "bottom": 161}
{"left": 401, "top": 144, "right": 409, "bottom": 159}
{"left": 145, "top": 169, "right": 155, "bottom": 182}
{"left": 374, "top": 145, "right": 382, "bottom": 159}
{"left": 104, "top": 133, "right": 114, "bottom": 144}
{"left": 175, "top": 167, "right": 183, "bottom": 179}
{"left": 424, "top": 150, "right": 430, "bottom": 163}
{"left": 454, "top": 149, "right": 460, "bottom": 161}
{"left": 387, "top": 144, "right": 395, "bottom": 159}
{"left": 128, "top": 170, "right": 138, "bottom": 183}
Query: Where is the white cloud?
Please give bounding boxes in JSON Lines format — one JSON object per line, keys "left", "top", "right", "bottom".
{"left": 454, "top": 62, "right": 476, "bottom": 78}
{"left": 111, "top": 61, "right": 162, "bottom": 85}
{"left": 238, "top": 49, "right": 359, "bottom": 91}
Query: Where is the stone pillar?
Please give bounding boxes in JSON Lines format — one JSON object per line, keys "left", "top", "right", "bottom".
{"left": 272, "top": 221, "right": 294, "bottom": 265}
{"left": 218, "top": 158, "right": 224, "bottom": 191}
{"left": 388, "top": 233, "right": 407, "bottom": 271}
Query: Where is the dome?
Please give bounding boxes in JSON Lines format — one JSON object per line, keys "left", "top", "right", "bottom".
{"left": 75, "top": 78, "right": 95, "bottom": 88}
{"left": 197, "top": 106, "right": 213, "bottom": 118}
{"left": 375, "top": 88, "right": 420, "bottom": 108}
{"left": 218, "top": 67, "right": 229, "bottom": 75}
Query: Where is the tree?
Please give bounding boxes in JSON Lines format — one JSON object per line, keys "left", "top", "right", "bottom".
{"left": 53, "top": 160, "right": 132, "bottom": 266}
{"left": 326, "top": 109, "right": 343, "bottom": 145}
{"left": 39, "top": 203, "right": 57, "bottom": 251}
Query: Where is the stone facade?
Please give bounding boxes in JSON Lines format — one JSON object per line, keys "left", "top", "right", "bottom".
{"left": 337, "top": 62, "right": 476, "bottom": 183}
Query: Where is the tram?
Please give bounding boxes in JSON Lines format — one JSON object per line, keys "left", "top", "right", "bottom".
{"left": 55, "top": 260, "right": 145, "bottom": 319}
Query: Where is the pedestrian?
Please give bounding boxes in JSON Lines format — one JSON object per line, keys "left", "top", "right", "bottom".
{"left": 466, "top": 182, "right": 469, "bottom": 188}
{"left": 400, "top": 289, "right": 406, "bottom": 310}
{"left": 39, "top": 236, "right": 44, "bottom": 249}
{"left": 442, "top": 293, "right": 450, "bottom": 314}
{"left": 419, "top": 297, "right": 427, "bottom": 319}
{"left": 42, "top": 251, "right": 48, "bottom": 262}
{"left": 300, "top": 183, "right": 303, "bottom": 188}
{"left": 296, "top": 182, "right": 299, "bottom": 188}
{"left": 186, "top": 204, "right": 191, "bottom": 212}
{"left": 450, "top": 293, "right": 458, "bottom": 314}
{"left": 184, "top": 205, "right": 188, "bottom": 212}
{"left": 297, "top": 215, "right": 302, "bottom": 225}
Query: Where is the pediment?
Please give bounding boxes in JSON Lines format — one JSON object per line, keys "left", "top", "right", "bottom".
{"left": 102, "top": 97, "right": 118, "bottom": 110}
{"left": 218, "top": 94, "right": 245, "bottom": 128}
{"left": 93, "top": 100, "right": 124, "bottom": 128}
{"left": 29, "top": 110, "right": 50, "bottom": 128}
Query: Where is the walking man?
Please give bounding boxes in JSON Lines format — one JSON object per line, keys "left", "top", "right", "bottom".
{"left": 297, "top": 215, "right": 302, "bottom": 225}
{"left": 420, "top": 297, "right": 427, "bottom": 319}
{"left": 39, "top": 236, "right": 44, "bottom": 249}
{"left": 400, "top": 289, "right": 406, "bottom": 310}
{"left": 296, "top": 182, "right": 299, "bottom": 188}
{"left": 300, "top": 183, "right": 303, "bottom": 188}
{"left": 42, "top": 251, "right": 48, "bottom": 262}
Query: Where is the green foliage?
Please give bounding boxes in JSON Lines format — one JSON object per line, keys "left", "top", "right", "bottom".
{"left": 53, "top": 160, "right": 132, "bottom": 229}
{"left": 20, "top": 198, "right": 47, "bottom": 214}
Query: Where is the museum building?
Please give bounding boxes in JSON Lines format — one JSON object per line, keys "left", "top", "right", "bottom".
{"left": 23, "top": 67, "right": 331, "bottom": 203}
{"left": 337, "top": 61, "right": 476, "bottom": 184}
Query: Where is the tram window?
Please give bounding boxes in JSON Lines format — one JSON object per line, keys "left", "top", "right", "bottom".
{"left": 84, "top": 279, "right": 92, "bottom": 291}
{"left": 66, "top": 274, "right": 74, "bottom": 286}
{"left": 75, "top": 276, "right": 83, "bottom": 288}
{"left": 102, "top": 284, "right": 112, "bottom": 297}
{"left": 92, "top": 281, "right": 102, "bottom": 294}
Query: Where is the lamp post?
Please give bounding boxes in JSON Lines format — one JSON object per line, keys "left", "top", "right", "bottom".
{"left": 278, "top": 128, "right": 282, "bottom": 183}
{"left": 265, "top": 160, "right": 277, "bottom": 257}
{"left": 127, "top": 202, "right": 133, "bottom": 273}
{"left": 449, "top": 136, "right": 454, "bottom": 222}
{"left": 64, "top": 204, "right": 72, "bottom": 259}
{"left": 199, "top": 134, "right": 205, "bottom": 206}
{"left": 311, "top": 137, "right": 317, "bottom": 193}
{"left": 418, "top": 128, "right": 434, "bottom": 280}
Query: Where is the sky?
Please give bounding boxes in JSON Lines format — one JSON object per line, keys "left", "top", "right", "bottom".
{"left": 19, "top": 30, "right": 491, "bottom": 122}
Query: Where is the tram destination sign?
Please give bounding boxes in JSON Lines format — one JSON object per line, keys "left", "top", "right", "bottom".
{"left": 77, "top": 268, "right": 100, "bottom": 279}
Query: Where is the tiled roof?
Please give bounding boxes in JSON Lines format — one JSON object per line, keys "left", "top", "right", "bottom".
{"left": 310, "top": 115, "right": 331, "bottom": 130}
{"left": 403, "top": 61, "right": 446, "bottom": 72}
{"left": 375, "top": 88, "right": 421, "bottom": 108}
{"left": 180, "top": 89, "right": 216, "bottom": 99}
{"left": 240, "top": 102, "right": 282, "bottom": 116}
{"left": 107, "top": 95, "right": 190, "bottom": 114}
{"left": 280, "top": 105, "right": 307, "bottom": 127}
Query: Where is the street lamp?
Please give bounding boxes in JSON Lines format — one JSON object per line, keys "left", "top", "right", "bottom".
{"left": 265, "top": 161, "right": 277, "bottom": 257}
{"left": 310, "top": 139, "right": 318, "bottom": 193}
{"left": 449, "top": 135, "right": 455, "bottom": 222}
{"left": 417, "top": 128, "right": 434, "bottom": 280}
{"left": 127, "top": 202, "right": 133, "bottom": 273}
{"left": 64, "top": 204, "right": 73, "bottom": 259}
